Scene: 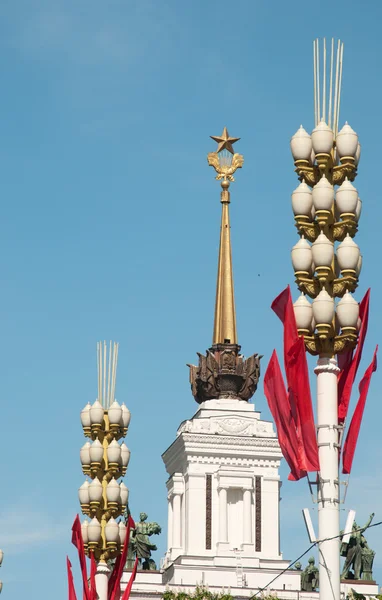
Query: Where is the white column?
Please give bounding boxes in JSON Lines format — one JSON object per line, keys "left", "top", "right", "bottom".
{"left": 243, "top": 489, "right": 252, "bottom": 544}
{"left": 219, "top": 487, "right": 228, "bottom": 542}
{"left": 167, "top": 495, "right": 173, "bottom": 549}
{"left": 315, "top": 356, "right": 340, "bottom": 600}
{"left": 95, "top": 561, "right": 110, "bottom": 600}
{"left": 261, "top": 476, "right": 280, "bottom": 557}
{"left": 185, "top": 472, "right": 206, "bottom": 554}
{"left": 173, "top": 493, "right": 181, "bottom": 548}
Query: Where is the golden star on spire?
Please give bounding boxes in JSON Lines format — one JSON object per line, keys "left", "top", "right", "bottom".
{"left": 210, "top": 127, "right": 240, "bottom": 154}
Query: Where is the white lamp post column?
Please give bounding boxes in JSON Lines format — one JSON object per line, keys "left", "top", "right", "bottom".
{"left": 315, "top": 357, "right": 341, "bottom": 600}
{"left": 95, "top": 562, "right": 110, "bottom": 600}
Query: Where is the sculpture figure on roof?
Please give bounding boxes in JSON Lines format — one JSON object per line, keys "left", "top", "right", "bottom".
{"left": 124, "top": 510, "right": 161, "bottom": 571}
{"left": 300, "top": 556, "right": 319, "bottom": 592}
{"left": 341, "top": 513, "right": 375, "bottom": 580}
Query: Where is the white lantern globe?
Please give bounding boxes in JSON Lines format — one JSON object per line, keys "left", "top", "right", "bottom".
{"left": 355, "top": 142, "right": 361, "bottom": 166}
{"left": 80, "top": 442, "right": 91, "bottom": 466}
{"left": 336, "top": 122, "right": 358, "bottom": 158}
{"left": 105, "top": 517, "right": 119, "bottom": 543}
{"left": 311, "top": 120, "right": 334, "bottom": 155}
{"left": 106, "top": 478, "right": 121, "bottom": 504}
{"left": 335, "top": 178, "right": 358, "bottom": 215}
{"left": 337, "top": 291, "right": 359, "bottom": 329}
{"left": 291, "top": 237, "right": 312, "bottom": 273}
{"left": 120, "top": 482, "right": 129, "bottom": 506}
{"left": 81, "top": 519, "right": 89, "bottom": 544}
{"left": 312, "top": 175, "right": 334, "bottom": 211}
{"left": 0, "top": 550, "right": 3, "bottom": 566}
{"left": 121, "top": 403, "right": 131, "bottom": 429}
{"left": 119, "top": 521, "right": 127, "bottom": 546}
{"left": 355, "top": 197, "right": 362, "bottom": 222}
{"left": 0, "top": 581, "right": 3, "bottom": 594}
{"left": 89, "top": 439, "right": 104, "bottom": 464}
{"left": 356, "top": 255, "right": 363, "bottom": 277}
{"left": 90, "top": 400, "right": 104, "bottom": 426}
{"left": 78, "top": 481, "right": 90, "bottom": 505}
{"left": 311, "top": 316, "right": 316, "bottom": 332}
{"left": 108, "top": 400, "right": 122, "bottom": 425}
{"left": 291, "top": 181, "right": 313, "bottom": 217}
{"left": 107, "top": 439, "right": 121, "bottom": 464}
{"left": 312, "top": 289, "right": 335, "bottom": 326}
{"left": 293, "top": 294, "right": 313, "bottom": 331}
{"left": 312, "top": 232, "right": 334, "bottom": 268}
{"left": 309, "top": 148, "right": 316, "bottom": 166}
{"left": 120, "top": 443, "right": 131, "bottom": 468}
{"left": 80, "top": 403, "right": 91, "bottom": 428}
{"left": 88, "top": 477, "right": 103, "bottom": 503}
{"left": 88, "top": 518, "right": 102, "bottom": 543}
{"left": 337, "top": 234, "right": 360, "bottom": 271}
{"left": 290, "top": 125, "right": 312, "bottom": 161}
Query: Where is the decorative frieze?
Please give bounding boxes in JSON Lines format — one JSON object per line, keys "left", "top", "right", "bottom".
{"left": 177, "top": 416, "right": 275, "bottom": 438}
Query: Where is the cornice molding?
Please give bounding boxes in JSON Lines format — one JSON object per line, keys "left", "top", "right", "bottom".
{"left": 182, "top": 432, "right": 280, "bottom": 450}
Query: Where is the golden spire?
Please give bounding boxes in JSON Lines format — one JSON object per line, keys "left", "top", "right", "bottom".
{"left": 208, "top": 128, "right": 244, "bottom": 346}
{"left": 187, "top": 131, "right": 260, "bottom": 405}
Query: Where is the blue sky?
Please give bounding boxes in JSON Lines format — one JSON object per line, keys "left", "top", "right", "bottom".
{"left": 0, "top": 1, "right": 382, "bottom": 598}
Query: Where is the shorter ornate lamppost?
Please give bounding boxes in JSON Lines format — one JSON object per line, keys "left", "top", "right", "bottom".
{"left": 78, "top": 342, "right": 131, "bottom": 600}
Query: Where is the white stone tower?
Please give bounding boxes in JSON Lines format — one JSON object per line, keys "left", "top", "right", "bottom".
{"left": 158, "top": 130, "right": 299, "bottom": 591}
{"left": 123, "top": 130, "right": 301, "bottom": 598}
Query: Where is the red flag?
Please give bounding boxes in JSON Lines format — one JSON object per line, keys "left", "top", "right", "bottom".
{"left": 342, "top": 346, "right": 378, "bottom": 474}
{"left": 89, "top": 554, "right": 97, "bottom": 600}
{"left": 264, "top": 350, "right": 307, "bottom": 481}
{"left": 109, "top": 515, "right": 135, "bottom": 600}
{"left": 288, "top": 336, "right": 319, "bottom": 471}
{"left": 272, "top": 286, "right": 319, "bottom": 472}
{"left": 71, "top": 515, "right": 90, "bottom": 600}
{"left": 67, "top": 557, "right": 78, "bottom": 600}
{"left": 121, "top": 556, "right": 139, "bottom": 600}
{"left": 338, "top": 289, "right": 370, "bottom": 423}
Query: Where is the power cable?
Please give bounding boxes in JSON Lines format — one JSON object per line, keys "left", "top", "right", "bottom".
{"left": 249, "top": 520, "right": 382, "bottom": 599}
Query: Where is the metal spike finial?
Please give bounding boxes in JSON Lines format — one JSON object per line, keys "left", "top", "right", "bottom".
{"left": 97, "top": 341, "right": 119, "bottom": 408}
{"left": 313, "top": 38, "right": 344, "bottom": 136}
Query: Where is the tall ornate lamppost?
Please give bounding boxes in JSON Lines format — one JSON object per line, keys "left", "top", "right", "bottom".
{"left": 79, "top": 342, "right": 131, "bottom": 600}
{"left": 290, "top": 39, "right": 361, "bottom": 600}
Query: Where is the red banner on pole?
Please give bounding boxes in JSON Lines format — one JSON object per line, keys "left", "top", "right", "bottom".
{"left": 338, "top": 289, "right": 370, "bottom": 423}
{"left": 264, "top": 350, "right": 307, "bottom": 480}
{"left": 272, "top": 286, "right": 319, "bottom": 472}
{"left": 108, "top": 516, "right": 135, "bottom": 600}
{"left": 121, "top": 557, "right": 139, "bottom": 600}
{"left": 342, "top": 346, "right": 378, "bottom": 474}
{"left": 67, "top": 557, "right": 78, "bottom": 600}
{"left": 89, "top": 554, "right": 97, "bottom": 600}
{"left": 71, "top": 515, "right": 90, "bottom": 600}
